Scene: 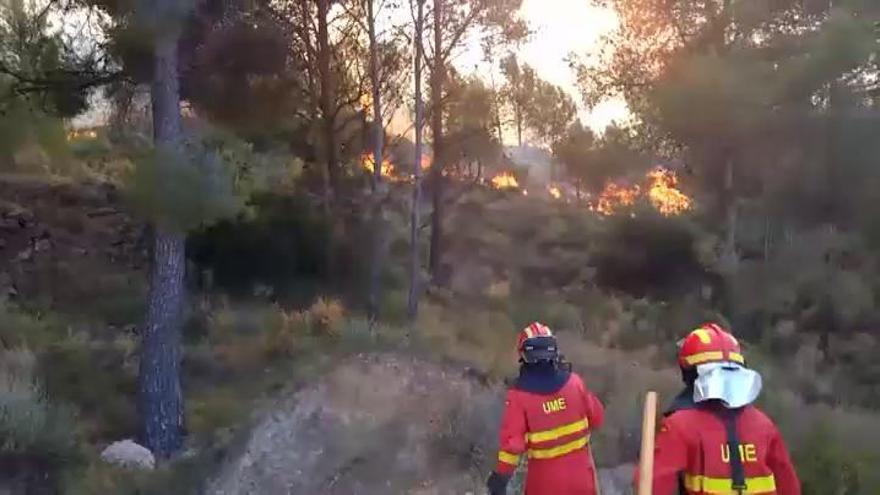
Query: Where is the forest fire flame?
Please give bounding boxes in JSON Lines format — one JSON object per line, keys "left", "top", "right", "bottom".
{"left": 593, "top": 183, "right": 641, "bottom": 215}
{"left": 361, "top": 153, "right": 395, "bottom": 179}
{"left": 66, "top": 129, "right": 98, "bottom": 141}
{"left": 591, "top": 166, "right": 692, "bottom": 216}
{"left": 548, "top": 185, "right": 562, "bottom": 200}
{"left": 647, "top": 167, "right": 692, "bottom": 216}
{"left": 491, "top": 171, "right": 520, "bottom": 190}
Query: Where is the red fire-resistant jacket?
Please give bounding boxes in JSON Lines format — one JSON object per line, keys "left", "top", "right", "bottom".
{"left": 644, "top": 404, "right": 801, "bottom": 495}
{"left": 495, "top": 372, "right": 605, "bottom": 495}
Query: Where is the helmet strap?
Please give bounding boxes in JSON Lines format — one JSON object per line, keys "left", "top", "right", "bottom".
{"left": 680, "top": 366, "right": 698, "bottom": 386}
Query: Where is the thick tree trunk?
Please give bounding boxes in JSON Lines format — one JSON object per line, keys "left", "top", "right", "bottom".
{"left": 317, "top": 0, "right": 338, "bottom": 199}
{"left": 367, "top": 0, "right": 385, "bottom": 319}
{"left": 428, "top": 0, "right": 445, "bottom": 278}
{"left": 408, "top": 0, "right": 426, "bottom": 320}
{"left": 139, "top": 33, "right": 185, "bottom": 458}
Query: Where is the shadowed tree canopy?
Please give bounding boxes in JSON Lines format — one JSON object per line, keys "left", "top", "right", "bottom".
{"left": 445, "top": 75, "right": 503, "bottom": 173}
{"left": 500, "top": 53, "right": 576, "bottom": 146}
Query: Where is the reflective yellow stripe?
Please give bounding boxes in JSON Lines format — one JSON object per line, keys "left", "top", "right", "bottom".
{"left": 498, "top": 450, "right": 520, "bottom": 465}
{"left": 691, "top": 328, "right": 713, "bottom": 344}
{"left": 684, "top": 474, "right": 777, "bottom": 494}
{"left": 527, "top": 418, "right": 589, "bottom": 443}
{"left": 684, "top": 351, "right": 724, "bottom": 365}
{"left": 528, "top": 435, "right": 589, "bottom": 459}
{"left": 728, "top": 352, "right": 745, "bottom": 363}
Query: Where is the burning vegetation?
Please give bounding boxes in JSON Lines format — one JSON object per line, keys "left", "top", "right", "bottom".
{"left": 491, "top": 171, "right": 520, "bottom": 190}
{"left": 361, "top": 153, "right": 395, "bottom": 178}
{"left": 360, "top": 153, "right": 432, "bottom": 183}
{"left": 593, "top": 182, "right": 641, "bottom": 215}
{"left": 646, "top": 167, "right": 692, "bottom": 216}
{"left": 66, "top": 129, "right": 98, "bottom": 141}
{"left": 590, "top": 166, "right": 692, "bottom": 217}
{"left": 358, "top": 151, "right": 691, "bottom": 217}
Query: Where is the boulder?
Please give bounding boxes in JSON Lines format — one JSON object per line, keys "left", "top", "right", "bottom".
{"left": 100, "top": 440, "right": 155, "bottom": 470}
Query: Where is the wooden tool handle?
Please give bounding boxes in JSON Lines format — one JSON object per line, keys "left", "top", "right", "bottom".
{"left": 638, "top": 391, "right": 658, "bottom": 495}
{"left": 590, "top": 448, "right": 602, "bottom": 495}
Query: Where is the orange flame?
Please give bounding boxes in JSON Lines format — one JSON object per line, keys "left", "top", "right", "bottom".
{"left": 594, "top": 182, "right": 641, "bottom": 215}
{"left": 66, "top": 129, "right": 97, "bottom": 141}
{"left": 361, "top": 153, "right": 394, "bottom": 178}
{"left": 548, "top": 185, "right": 562, "bottom": 200}
{"left": 590, "top": 166, "right": 692, "bottom": 216}
{"left": 647, "top": 167, "right": 692, "bottom": 216}
{"left": 491, "top": 171, "right": 520, "bottom": 190}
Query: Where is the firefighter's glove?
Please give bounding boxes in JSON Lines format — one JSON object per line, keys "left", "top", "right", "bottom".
{"left": 486, "top": 471, "right": 510, "bottom": 495}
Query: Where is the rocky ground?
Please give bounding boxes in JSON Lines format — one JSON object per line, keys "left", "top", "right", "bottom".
{"left": 207, "top": 353, "right": 635, "bottom": 495}
{"left": 0, "top": 175, "right": 146, "bottom": 311}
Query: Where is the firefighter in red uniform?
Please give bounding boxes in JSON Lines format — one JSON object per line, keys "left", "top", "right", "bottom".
{"left": 487, "top": 322, "right": 605, "bottom": 495}
{"left": 642, "top": 323, "right": 801, "bottom": 495}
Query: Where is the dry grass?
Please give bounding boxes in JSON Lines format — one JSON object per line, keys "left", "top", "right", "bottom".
{"left": 308, "top": 297, "right": 345, "bottom": 336}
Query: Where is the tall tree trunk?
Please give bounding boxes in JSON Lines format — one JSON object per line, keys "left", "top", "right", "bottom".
{"left": 367, "top": 0, "right": 385, "bottom": 319}
{"left": 316, "top": 0, "right": 339, "bottom": 284}
{"left": 515, "top": 103, "right": 523, "bottom": 147}
{"left": 317, "top": 0, "right": 338, "bottom": 200}
{"left": 408, "top": 0, "right": 426, "bottom": 319}
{"left": 139, "top": 32, "right": 185, "bottom": 459}
{"left": 721, "top": 150, "right": 738, "bottom": 272}
{"left": 490, "top": 72, "right": 504, "bottom": 146}
{"left": 428, "top": 0, "right": 445, "bottom": 279}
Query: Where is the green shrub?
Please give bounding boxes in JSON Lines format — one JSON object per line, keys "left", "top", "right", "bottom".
{"left": 0, "top": 303, "right": 62, "bottom": 351}
{"left": 186, "top": 388, "right": 250, "bottom": 440}
{"left": 187, "top": 192, "right": 337, "bottom": 298}
{"left": 18, "top": 260, "right": 146, "bottom": 326}
{"left": 40, "top": 338, "right": 138, "bottom": 442}
{"left": 592, "top": 212, "right": 703, "bottom": 298}
{"left": 124, "top": 143, "right": 243, "bottom": 233}
{"left": 380, "top": 289, "right": 410, "bottom": 325}
{"left": 796, "top": 421, "right": 872, "bottom": 495}
{"left": 63, "top": 461, "right": 206, "bottom": 495}
{"left": 0, "top": 349, "right": 78, "bottom": 463}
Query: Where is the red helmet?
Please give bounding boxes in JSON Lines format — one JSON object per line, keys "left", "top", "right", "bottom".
{"left": 517, "top": 322, "right": 558, "bottom": 363}
{"left": 677, "top": 322, "right": 744, "bottom": 369}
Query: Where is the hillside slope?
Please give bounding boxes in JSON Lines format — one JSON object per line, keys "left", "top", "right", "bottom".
{"left": 207, "top": 354, "right": 501, "bottom": 495}
{"left": 207, "top": 353, "right": 635, "bottom": 495}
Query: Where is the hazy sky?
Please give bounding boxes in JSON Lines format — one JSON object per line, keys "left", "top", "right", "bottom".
{"left": 70, "top": 0, "right": 630, "bottom": 136}
{"left": 456, "top": 0, "right": 629, "bottom": 134}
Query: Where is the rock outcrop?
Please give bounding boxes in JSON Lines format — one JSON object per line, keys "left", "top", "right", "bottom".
{"left": 0, "top": 175, "right": 147, "bottom": 306}
{"left": 100, "top": 440, "right": 156, "bottom": 470}
{"left": 208, "top": 354, "right": 502, "bottom": 495}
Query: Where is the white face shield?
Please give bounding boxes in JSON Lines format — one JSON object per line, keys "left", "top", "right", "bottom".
{"left": 693, "top": 361, "right": 763, "bottom": 409}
